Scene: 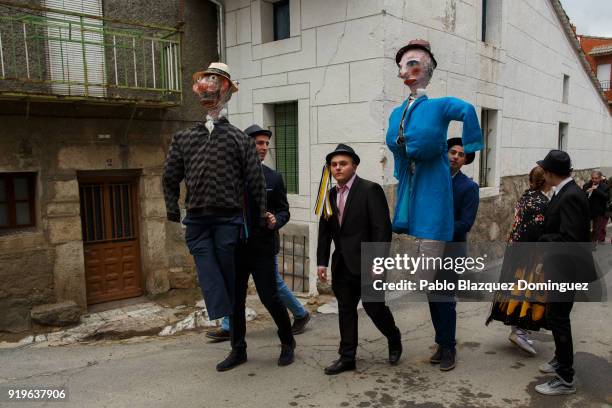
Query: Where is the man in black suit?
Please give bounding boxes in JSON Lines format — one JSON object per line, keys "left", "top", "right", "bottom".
{"left": 216, "top": 125, "right": 296, "bottom": 371}
{"left": 534, "top": 150, "right": 592, "bottom": 395}
{"left": 582, "top": 171, "right": 609, "bottom": 243}
{"left": 317, "top": 144, "right": 402, "bottom": 375}
{"left": 207, "top": 125, "right": 311, "bottom": 342}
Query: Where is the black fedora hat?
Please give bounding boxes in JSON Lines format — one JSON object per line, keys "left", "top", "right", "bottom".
{"left": 447, "top": 137, "right": 475, "bottom": 165}
{"left": 244, "top": 124, "right": 272, "bottom": 138}
{"left": 395, "top": 39, "right": 437, "bottom": 68}
{"left": 326, "top": 143, "right": 360, "bottom": 165}
{"left": 536, "top": 150, "right": 573, "bottom": 175}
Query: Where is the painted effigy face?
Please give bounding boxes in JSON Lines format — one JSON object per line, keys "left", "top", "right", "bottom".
{"left": 397, "top": 49, "right": 433, "bottom": 91}
{"left": 192, "top": 73, "right": 232, "bottom": 111}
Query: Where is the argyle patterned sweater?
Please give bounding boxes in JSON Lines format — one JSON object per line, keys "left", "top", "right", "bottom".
{"left": 163, "top": 118, "right": 266, "bottom": 223}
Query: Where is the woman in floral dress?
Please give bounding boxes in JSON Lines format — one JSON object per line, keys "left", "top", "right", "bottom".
{"left": 486, "top": 166, "right": 551, "bottom": 355}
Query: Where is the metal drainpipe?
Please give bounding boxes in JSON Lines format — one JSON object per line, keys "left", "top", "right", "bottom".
{"left": 208, "top": 0, "right": 226, "bottom": 62}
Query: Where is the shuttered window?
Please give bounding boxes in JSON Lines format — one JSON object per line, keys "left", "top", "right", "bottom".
{"left": 45, "top": 0, "right": 106, "bottom": 96}
{"left": 272, "top": 102, "right": 298, "bottom": 194}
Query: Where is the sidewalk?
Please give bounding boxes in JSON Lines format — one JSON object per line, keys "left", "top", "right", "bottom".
{"left": 0, "top": 289, "right": 321, "bottom": 349}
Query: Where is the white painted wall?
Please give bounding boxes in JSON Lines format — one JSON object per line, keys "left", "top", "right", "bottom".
{"left": 223, "top": 0, "right": 612, "bottom": 294}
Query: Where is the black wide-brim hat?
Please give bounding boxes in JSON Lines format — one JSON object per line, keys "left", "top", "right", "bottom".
{"left": 447, "top": 137, "right": 475, "bottom": 165}
{"left": 244, "top": 124, "right": 272, "bottom": 138}
{"left": 395, "top": 39, "right": 437, "bottom": 68}
{"left": 326, "top": 143, "right": 360, "bottom": 165}
{"left": 537, "top": 150, "right": 573, "bottom": 175}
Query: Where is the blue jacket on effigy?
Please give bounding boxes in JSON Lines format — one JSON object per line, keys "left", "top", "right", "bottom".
{"left": 386, "top": 95, "right": 483, "bottom": 241}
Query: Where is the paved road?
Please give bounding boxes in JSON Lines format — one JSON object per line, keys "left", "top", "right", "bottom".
{"left": 1, "top": 300, "right": 610, "bottom": 408}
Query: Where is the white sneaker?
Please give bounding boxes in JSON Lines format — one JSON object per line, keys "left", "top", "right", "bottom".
{"left": 539, "top": 357, "right": 560, "bottom": 374}
{"left": 535, "top": 376, "right": 576, "bottom": 395}
{"left": 508, "top": 330, "right": 537, "bottom": 355}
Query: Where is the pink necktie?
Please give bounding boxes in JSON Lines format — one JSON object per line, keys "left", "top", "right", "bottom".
{"left": 337, "top": 185, "right": 347, "bottom": 224}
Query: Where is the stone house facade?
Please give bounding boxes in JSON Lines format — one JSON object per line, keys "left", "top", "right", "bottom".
{"left": 222, "top": 0, "right": 612, "bottom": 294}
{"left": 0, "top": 0, "right": 219, "bottom": 332}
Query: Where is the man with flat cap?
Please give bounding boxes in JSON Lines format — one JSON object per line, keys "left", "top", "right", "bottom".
{"left": 427, "top": 138, "right": 479, "bottom": 371}
{"left": 317, "top": 144, "right": 402, "bottom": 375}
{"left": 534, "top": 149, "right": 595, "bottom": 395}
{"left": 215, "top": 124, "right": 299, "bottom": 371}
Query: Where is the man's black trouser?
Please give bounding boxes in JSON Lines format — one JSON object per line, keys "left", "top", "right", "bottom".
{"left": 230, "top": 239, "right": 294, "bottom": 353}
{"left": 332, "top": 260, "right": 401, "bottom": 362}
{"left": 546, "top": 293, "right": 575, "bottom": 382}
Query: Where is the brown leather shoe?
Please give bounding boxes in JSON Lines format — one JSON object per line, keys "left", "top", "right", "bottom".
{"left": 291, "top": 312, "right": 310, "bottom": 335}
{"left": 205, "top": 328, "right": 230, "bottom": 342}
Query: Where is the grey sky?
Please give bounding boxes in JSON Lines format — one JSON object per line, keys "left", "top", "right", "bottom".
{"left": 560, "top": 0, "right": 612, "bottom": 37}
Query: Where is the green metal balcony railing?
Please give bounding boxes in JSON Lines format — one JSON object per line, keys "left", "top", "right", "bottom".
{"left": 0, "top": 2, "right": 182, "bottom": 105}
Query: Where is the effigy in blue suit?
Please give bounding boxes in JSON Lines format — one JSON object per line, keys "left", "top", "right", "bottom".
{"left": 386, "top": 95, "right": 483, "bottom": 241}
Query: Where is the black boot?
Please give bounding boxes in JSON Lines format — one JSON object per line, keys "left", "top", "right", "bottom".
{"left": 324, "top": 359, "right": 356, "bottom": 375}
{"left": 278, "top": 340, "right": 296, "bottom": 366}
{"left": 439, "top": 347, "right": 456, "bottom": 371}
{"left": 216, "top": 350, "right": 247, "bottom": 372}
{"left": 430, "top": 345, "right": 442, "bottom": 364}
{"left": 388, "top": 341, "right": 402, "bottom": 365}
{"left": 388, "top": 333, "right": 402, "bottom": 365}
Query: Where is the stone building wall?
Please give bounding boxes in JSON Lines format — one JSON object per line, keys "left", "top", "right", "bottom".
{"left": 0, "top": 0, "right": 218, "bottom": 332}
{"left": 469, "top": 169, "right": 595, "bottom": 243}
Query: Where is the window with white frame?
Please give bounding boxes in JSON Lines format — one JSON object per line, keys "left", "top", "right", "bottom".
{"left": 260, "top": 0, "right": 290, "bottom": 44}
{"left": 481, "top": 0, "right": 502, "bottom": 46}
{"left": 562, "top": 74, "right": 570, "bottom": 104}
{"left": 273, "top": 0, "right": 290, "bottom": 41}
{"left": 558, "top": 122, "right": 568, "bottom": 151}
{"left": 597, "top": 63, "right": 611, "bottom": 91}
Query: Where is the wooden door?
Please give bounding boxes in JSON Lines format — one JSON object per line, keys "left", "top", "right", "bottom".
{"left": 79, "top": 176, "right": 142, "bottom": 305}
